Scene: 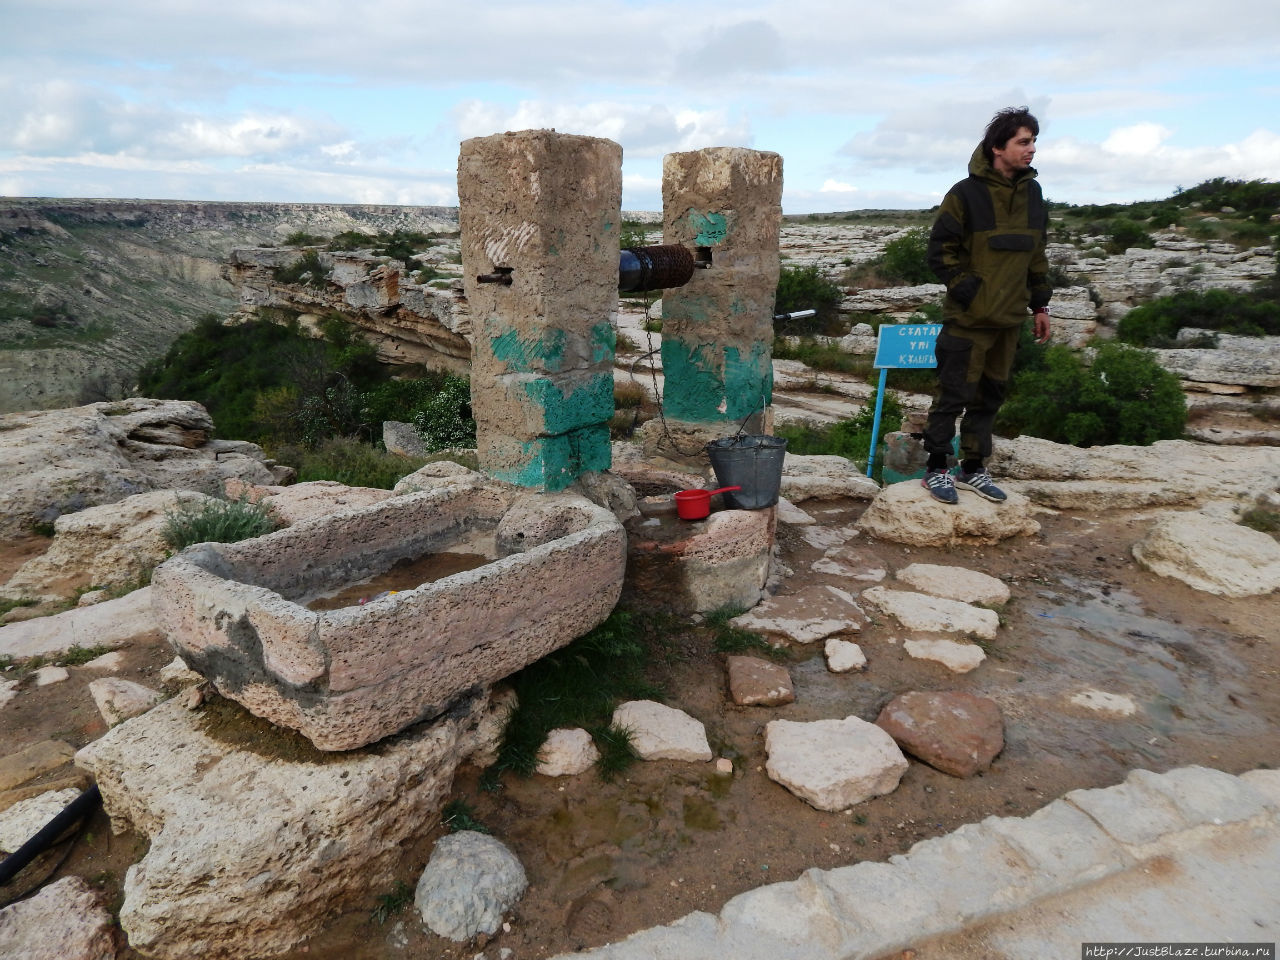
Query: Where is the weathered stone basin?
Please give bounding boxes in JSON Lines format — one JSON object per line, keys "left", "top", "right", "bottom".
{"left": 152, "top": 480, "right": 626, "bottom": 750}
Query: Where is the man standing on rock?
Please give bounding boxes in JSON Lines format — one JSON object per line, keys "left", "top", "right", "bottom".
{"left": 921, "top": 106, "right": 1052, "bottom": 504}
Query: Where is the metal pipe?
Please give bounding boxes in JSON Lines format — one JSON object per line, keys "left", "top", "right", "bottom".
{"left": 773, "top": 309, "right": 817, "bottom": 322}
{"left": 0, "top": 785, "right": 100, "bottom": 888}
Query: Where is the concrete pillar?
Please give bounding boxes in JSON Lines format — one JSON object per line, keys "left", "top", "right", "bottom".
{"left": 658, "top": 147, "right": 783, "bottom": 441}
{"left": 457, "top": 130, "right": 623, "bottom": 490}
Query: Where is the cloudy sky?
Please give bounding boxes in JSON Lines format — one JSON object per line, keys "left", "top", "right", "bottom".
{"left": 2, "top": 0, "right": 1277, "bottom": 213}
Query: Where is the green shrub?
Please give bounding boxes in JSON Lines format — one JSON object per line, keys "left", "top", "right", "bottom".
{"left": 283, "top": 230, "right": 325, "bottom": 246}
{"left": 877, "top": 227, "right": 933, "bottom": 285}
{"left": 1117, "top": 289, "right": 1280, "bottom": 345}
{"left": 774, "top": 265, "right": 843, "bottom": 335}
{"left": 162, "top": 495, "right": 277, "bottom": 551}
{"left": 326, "top": 230, "right": 376, "bottom": 251}
{"left": 286, "top": 437, "right": 426, "bottom": 489}
{"left": 619, "top": 220, "right": 653, "bottom": 249}
{"left": 775, "top": 388, "right": 903, "bottom": 468}
{"left": 997, "top": 343, "right": 1186, "bottom": 447}
{"left": 411, "top": 375, "right": 476, "bottom": 451}
{"left": 482, "top": 610, "right": 661, "bottom": 785}
{"left": 772, "top": 338, "right": 872, "bottom": 377}
{"left": 1105, "top": 218, "right": 1154, "bottom": 254}
{"left": 272, "top": 250, "right": 328, "bottom": 287}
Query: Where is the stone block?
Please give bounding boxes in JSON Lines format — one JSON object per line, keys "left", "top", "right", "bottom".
{"left": 875, "top": 691, "right": 1003, "bottom": 777}
{"left": 765, "top": 716, "right": 908, "bottom": 811}
{"left": 980, "top": 800, "right": 1130, "bottom": 894}
{"left": 154, "top": 482, "right": 626, "bottom": 750}
{"left": 726, "top": 656, "right": 795, "bottom": 706}
{"left": 612, "top": 700, "right": 712, "bottom": 762}
{"left": 0, "top": 876, "right": 116, "bottom": 960}
{"left": 895, "top": 563, "right": 1010, "bottom": 606}
{"left": 857, "top": 481, "right": 1039, "bottom": 545}
{"left": 861, "top": 586, "right": 999, "bottom": 639}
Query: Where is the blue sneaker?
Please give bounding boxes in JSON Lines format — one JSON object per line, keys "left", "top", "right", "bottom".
{"left": 921, "top": 469, "right": 958, "bottom": 504}
{"left": 955, "top": 469, "right": 1007, "bottom": 503}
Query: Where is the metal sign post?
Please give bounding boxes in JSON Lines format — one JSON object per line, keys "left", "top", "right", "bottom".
{"left": 866, "top": 322, "right": 941, "bottom": 477}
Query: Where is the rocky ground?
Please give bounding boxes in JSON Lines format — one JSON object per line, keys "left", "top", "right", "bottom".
{"left": 2, "top": 474, "right": 1278, "bottom": 958}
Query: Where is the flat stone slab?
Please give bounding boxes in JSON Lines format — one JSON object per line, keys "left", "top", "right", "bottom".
{"left": 1133, "top": 510, "right": 1280, "bottom": 597}
{"left": 154, "top": 484, "right": 626, "bottom": 750}
{"left": 613, "top": 700, "right": 712, "bottom": 762}
{"left": 765, "top": 716, "right": 908, "bottom": 811}
{"left": 876, "top": 691, "right": 1004, "bottom": 777}
{"left": 76, "top": 692, "right": 502, "bottom": 960}
{"left": 0, "top": 740, "right": 76, "bottom": 793}
{"left": 0, "top": 787, "right": 81, "bottom": 853}
{"left": 726, "top": 656, "right": 795, "bottom": 706}
{"left": 0, "top": 586, "right": 159, "bottom": 659}
{"left": 861, "top": 587, "right": 999, "bottom": 639}
{"left": 0, "top": 876, "right": 117, "bottom": 960}
{"left": 895, "top": 563, "right": 1010, "bottom": 606}
{"left": 731, "top": 584, "right": 864, "bottom": 644}
{"left": 780, "top": 454, "right": 882, "bottom": 502}
{"left": 857, "top": 481, "right": 1039, "bottom": 546}
{"left": 903, "top": 637, "right": 987, "bottom": 673}
{"left": 824, "top": 639, "right": 866, "bottom": 672}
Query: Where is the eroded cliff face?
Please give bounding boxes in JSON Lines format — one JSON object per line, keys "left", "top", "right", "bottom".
{"left": 224, "top": 245, "right": 472, "bottom": 373}
{"left": 0, "top": 199, "right": 460, "bottom": 414}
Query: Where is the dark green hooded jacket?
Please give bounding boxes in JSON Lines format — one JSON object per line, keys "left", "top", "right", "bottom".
{"left": 927, "top": 145, "right": 1051, "bottom": 329}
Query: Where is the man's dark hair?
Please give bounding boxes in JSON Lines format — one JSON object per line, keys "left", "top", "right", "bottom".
{"left": 982, "top": 106, "right": 1039, "bottom": 164}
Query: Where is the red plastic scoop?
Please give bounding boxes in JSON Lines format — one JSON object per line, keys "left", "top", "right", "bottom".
{"left": 674, "top": 485, "right": 741, "bottom": 520}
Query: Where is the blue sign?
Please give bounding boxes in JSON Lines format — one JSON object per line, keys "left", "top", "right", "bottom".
{"left": 873, "top": 323, "right": 942, "bottom": 369}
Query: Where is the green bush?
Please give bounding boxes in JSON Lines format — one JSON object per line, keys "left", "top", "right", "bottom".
{"left": 877, "top": 228, "right": 933, "bottom": 285}
{"left": 272, "top": 250, "right": 328, "bottom": 287}
{"left": 775, "top": 388, "right": 903, "bottom": 468}
{"left": 284, "top": 437, "right": 427, "bottom": 488}
{"left": 163, "top": 495, "right": 277, "bottom": 551}
{"left": 1117, "top": 289, "right": 1280, "bottom": 345}
{"left": 1105, "top": 218, "right": 1153, "bottom": 254}
{"left": 774, "top": 265, "right": 843, "bottom": 335}
{"left": 997, "top": 343, "right": 1186, "bottom": 447}
{"left": 411, "top": 375, "right": 476, "bottom": 451}
{"left": 283, "top": 230, "right": 326, "bottom": 246}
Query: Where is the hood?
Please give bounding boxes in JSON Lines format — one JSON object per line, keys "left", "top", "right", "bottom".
{"left": 968, "top": 143, "right": 1037, "bottom": 184}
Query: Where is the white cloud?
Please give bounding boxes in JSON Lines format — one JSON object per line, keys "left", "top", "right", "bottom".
{"left": 820, "top": 179, "right": 857, "bottom": 193}
{"left": 1101, "top": 123, "right": 1172, "bottom": 157}
{"left": 454, "top": 100, "right": 751, "bottom": 157}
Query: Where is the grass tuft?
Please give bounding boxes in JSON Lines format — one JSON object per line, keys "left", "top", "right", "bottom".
{"left": 705, "top": 608, "right": 789, "bottom": 661}
{"left": 591, "top": 722, "right": 639, "bottom": 782}
{"left": 162, "top": 494, "right": 277, "bottom": 551}
{"left": 441, "top": 798, "right": 489, "bottom": 834}
{"left": 371, "top": 881, "right": 414, "bottom": 925}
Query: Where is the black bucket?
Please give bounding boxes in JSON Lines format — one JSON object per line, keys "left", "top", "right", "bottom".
{"left": 705, "top": 435, "right": 787, "bottom": 510}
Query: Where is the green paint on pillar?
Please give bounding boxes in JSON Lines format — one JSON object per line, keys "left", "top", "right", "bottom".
{"left": 591, "top": 322, "right": 616, "bottom": 365}
{"left": 661, "top": 338, "right": 725, "bottom": 421}
{"left": 723, "top": 343, "right": 773, "bottom": 420}
{"left": 689, "top": 211, "right": 728, "bottom": 246}
{"left": 490, "top": 426, "right": 612, "bottom": 491}
{"left": 523, "top": 373, "right": 615, "bottom": 434}
{"left": 489, "top": 327, "right": 568, "bottom": 374}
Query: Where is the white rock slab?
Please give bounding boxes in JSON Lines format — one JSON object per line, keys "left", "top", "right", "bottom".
{"left": 862, "top": 587, "right": 999, "bottom": 639}
{"left": 781, "top": 454, "right": 882, "bottom": 502}
{"left": 612, "top": 700, "right": 712, "bottom": 762}
{"left": 536, "top": 728, "right": 600, "bottom": 777}
{"left": 82, "top": 651, "right": 125, "bottom": 671}
{"left": 1132, "top": 511, "right": 1280, "bottom": 597}
{"left": 0, "top": 787, "right": 81, "bottom": 853}
{"left": 34, "top": 665, "right": 69, "bottom": 686}
{"left": 0, "top": 586, "right": 157, "bottom": 660}
{"left": 87, "top": 677, "right": 163, "bottom": 726}
{"left": 1069, "top": 689, "right": 1138, "bottom": 717}
{"left": 903, "top": 638, "right": 987, "bottom": 673}
{"left": 825, "top": 639, "right": 867, "bottom": 673}
{"left": 895, "top": 563, "right": 1010, "bottom": 606}
{"left": 811, "top": 555, "right": 854, "bottom": 576}
{"left": 765, "top": 716, "right": 908, "bottom": 811}
{"left": 415, "top": 831, "right": 528, "bottom": 941}
{"left": 776, "top": 498, "right": 815, "bottom": 525}
{"left": 0, "top": 678, "right": 16, "bottom": 710}
{"left": 0, "top": 876, "right": 117, "bottom": 960}
{"left": 158, "top": 656, "right": 203, "bottom": 686}
{"left": 858, "top": 481, "right": 1040, "bottom": 546}
{"left": 732, "top": 584, "right": 863, "bottom": 644}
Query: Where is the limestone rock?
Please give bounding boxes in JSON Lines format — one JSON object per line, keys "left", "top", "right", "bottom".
{"left": 536, "top": 728, "right": 600, "bottom": 777}
{"left": 875, "top": 692, "right": 1004, "bottom": 778}
{"left": 81, "top": 651, "right": 126, "bottom": 671}
{"left": 857, "top": 481, "right": 1039, "bottom": 546}
{"left": 824, "top": 639, "right": 866, "bottom": 673}
{"left": 612, "top": 700, "right": 712, "bottom": 762}
{"left": 781, "top": 454, "right": 881, "bottom": 502}
{"left": 895, "top": 563, "right": 1010, "bottom": 606}
{"left": 776, "top": 497, "right": 815, "bottom": 525}
{"left": 158, "top": 656, "right": 203, "bottom": 687}
{"left": 1069, "top": 689, "right": 1138, "bottom": 717}
{"left": 861, "top": 587, "right": 999, "bottom": 639}
{"left": 902, "top": 638, "right": 987, "bottom": 673}
{"left": 252, "top": 480, "right": 394, "bottom": 526}
{"left": 414, "top": 831, "right": 528, "bottom": 941}
{"left": 1150, "top": 333, "right": 1280, "bottom": 388}
{"left": 0, "top": 787, "right": 81, "bottom": 853}
{"left": 392, "top": 460, "right": 489, "bottom": 496}
{"left": 765, "top": 716, "right": 908, "bottom": 811}
{"left": 0, "top": 876, "right": 117, "bottom": 960}
{"left": 1, "top": 490, "right": 218, "bottom": 601}
{"left": 383, "top": 420, "right": 428, "bottom": 458}
{"left": 989, "top": 436, "right": 1280, "bottom": 509}
{"left": 75, "top": 692, "right": 494, "bottom": 960}
{"left": 0, "top": 740, "right": 76, "bottom": 792}
{"left": 88, "top": 678, "right": 163, "bottom": 726}
{"left": 35, "top": 665, "right": 70, "bottom": 685}
{"left": 0, "top": 588, "right": 158, "bottom": 661}
{"left": 0, "top": 398, "right": 276, "bottom": 540}
{"left": 726, "top": 656, "right": 795, "bottom": 706}
{"left": 731, "top": 584, "right": 863, "bottom": 644}
{"left": 1133, "top": 511, "right": 1280, "bottom": 597}
{"left": 0, "top": 678, "right": 16, "bottom": 710}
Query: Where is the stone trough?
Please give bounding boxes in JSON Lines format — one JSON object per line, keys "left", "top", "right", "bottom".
{"left": 153, "top": 477, "right": 627, "bottom": 750}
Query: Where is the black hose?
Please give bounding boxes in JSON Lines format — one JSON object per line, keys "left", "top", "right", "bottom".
{"left": 0, "top": 785, "right": 101, "bottom": 890}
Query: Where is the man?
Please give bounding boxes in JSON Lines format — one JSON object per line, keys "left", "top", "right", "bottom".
{"left": 921, "top": 106, "right": 1052, "bottom": 505}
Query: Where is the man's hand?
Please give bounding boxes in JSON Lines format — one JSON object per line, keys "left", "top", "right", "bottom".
{"left": 1033, "top": 309, "right": 1051, "bottom": 344}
